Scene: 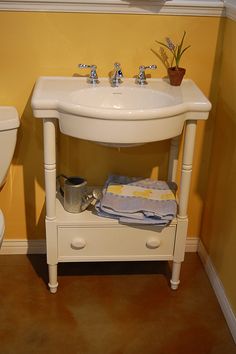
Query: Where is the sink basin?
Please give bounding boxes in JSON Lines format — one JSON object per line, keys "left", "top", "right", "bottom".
{"left": 31, "top": 77, "right": 211, "bottom": 146}
{"left": 69, "top": 86, "right": 176, "bottom": 111}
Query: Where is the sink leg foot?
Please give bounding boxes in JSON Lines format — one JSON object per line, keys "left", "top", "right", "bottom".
{"left": 170, "top": 261, "right": 181, "bottom": 290}
{"left": 48, "top": 264, "right": 58, "bottom": 294}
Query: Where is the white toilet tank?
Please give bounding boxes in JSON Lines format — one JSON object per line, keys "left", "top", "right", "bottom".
{"left": 0, "top": 107, "right": 20, "bottom": 187}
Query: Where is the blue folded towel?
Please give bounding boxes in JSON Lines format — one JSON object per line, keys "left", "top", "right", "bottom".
{"left": 95, "top": 175, "right": 177, "bottom": 225}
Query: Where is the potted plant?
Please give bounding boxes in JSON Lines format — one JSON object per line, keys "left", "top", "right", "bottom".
{"left": 156, "top": 31, "right": 191, "bottom": 86}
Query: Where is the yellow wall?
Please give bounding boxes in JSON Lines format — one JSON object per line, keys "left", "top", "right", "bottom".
{"left": 0, "top": 12, "right": 221, "bottom": 239}
{"left": 201, "top": 17, "right": 236, "bottom": 314}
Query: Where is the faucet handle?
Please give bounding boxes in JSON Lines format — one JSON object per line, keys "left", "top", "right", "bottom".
{"left": 136, "top": 64, "right": 157, "bottom": 85}
{"left": 78, "top": 64, "right": 99, "bottom": 84}
{"left": 140, "top": 65, "right": 157, "bottom": 71}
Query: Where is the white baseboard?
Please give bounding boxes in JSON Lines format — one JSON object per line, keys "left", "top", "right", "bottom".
{"left": 185, "top": 237, "right": 199, "bottom": 252}
{"left": 0, "top": 236, "right": 199, "bottom": 255}
{"left": 198, "top": 240, "right": 236, "bottom": 344}
{"left": 0, "top": 239, "right": 46, "bottom": 255}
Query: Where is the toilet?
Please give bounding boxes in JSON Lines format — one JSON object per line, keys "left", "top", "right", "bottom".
{"left": 0, "top": 107, "right": 19, "bottom": 246}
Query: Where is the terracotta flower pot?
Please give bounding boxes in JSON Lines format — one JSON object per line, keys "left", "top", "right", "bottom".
{"left": 167, "top": 67, "right": 186, "bottom": 86}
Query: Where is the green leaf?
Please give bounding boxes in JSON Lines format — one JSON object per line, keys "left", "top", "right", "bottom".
{"left": 178, "top": 45, "right": 191, "bottom": 61}
{"left": 179, "top": 31, "right": 186, "bottom": 53}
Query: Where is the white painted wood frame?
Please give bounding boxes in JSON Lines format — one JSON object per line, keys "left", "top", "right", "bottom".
{"left": 42, "top": 116, "right": 197, "bottom": 293}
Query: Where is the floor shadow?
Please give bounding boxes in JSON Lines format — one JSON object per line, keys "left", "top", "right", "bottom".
{"left": 27, "top": 254, "right": 172, "bottom": 290}
{"left": 58, "top": 260, "right": 172, "bottom": 279}
{"left": 27, "top": 254, "right": 48, "bottom": 289}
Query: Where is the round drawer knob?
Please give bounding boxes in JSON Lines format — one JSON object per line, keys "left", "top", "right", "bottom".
{"left": 71, "top": 237, "right": 86, "bottom": 250}
{"left": 146, "top": 237, "right": 161, "bottom": 249}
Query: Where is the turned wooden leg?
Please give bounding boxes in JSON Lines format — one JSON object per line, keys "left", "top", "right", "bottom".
{"left": 44, "top": 119, "right": 58, "bottom": 293}
{"left": 170, "top": 120, "right": 197, "bottom": 290}
{"left": 48, "top": 264, "right": 58, "bottom": 294}
{"left": 170, "top": 261, "right": 181, "bottom": 290}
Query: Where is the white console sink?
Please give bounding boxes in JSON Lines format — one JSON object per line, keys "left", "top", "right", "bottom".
{"left": 32, "top": 76, "right": 212, "bottom": 293}
{"left": 31, "top": 77, "right": 211, "bottom": 145}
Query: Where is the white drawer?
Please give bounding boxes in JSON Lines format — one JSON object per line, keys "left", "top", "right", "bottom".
{"left": 57, "top": 225, "right": 176, "bottom": 262}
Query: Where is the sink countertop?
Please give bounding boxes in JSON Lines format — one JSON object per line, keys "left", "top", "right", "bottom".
{"left": 32, "top": 77, "right": 211, "bottom": 121}
{"left": 31, "top": 77, "right": 212, "bottom": 144}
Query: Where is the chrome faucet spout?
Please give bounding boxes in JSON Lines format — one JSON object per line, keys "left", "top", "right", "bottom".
{"left": 110, "top": 62, "right": 124, "bottom": 87}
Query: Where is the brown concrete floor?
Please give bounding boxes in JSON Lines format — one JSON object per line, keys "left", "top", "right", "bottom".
{"left": 0, "top": 253, "right": 235, "bottom": 354}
